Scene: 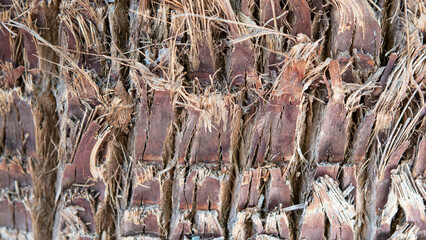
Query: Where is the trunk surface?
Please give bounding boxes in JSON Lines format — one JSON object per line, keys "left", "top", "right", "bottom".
{"left": 0, "top": 0, "right": 425, "bottom": 239}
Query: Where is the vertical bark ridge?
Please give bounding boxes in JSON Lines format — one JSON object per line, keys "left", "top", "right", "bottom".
{"left": 0, "top": 3, "right": 35, "bottom": 237}
{"left": 0, "top": 1, "right": 62, "bottom": 239}
{"left": 52, "top": 0, "right": 132, "bottom": 239}
{"left": 119, "top": 2, "right": 177, "bottom": 239}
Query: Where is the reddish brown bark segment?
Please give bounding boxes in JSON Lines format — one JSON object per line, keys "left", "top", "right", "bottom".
{"left": 375, "top": 179, "right": 391, "bottom": 214}
{"left": 4, "top": 100, "right": 22, "bottom": 155}
{"left": 218, "top": 103, "right": 234, "bottom": 166}
{"left": 223, "top": 1, "right": 254, "bottom": 87}
{"left": 15, "top": 201, "right": 32, "bottom": 232}
{"left": 170, "top": 220, "right": 191, "bottom": 240}
{"left": 0, "top": 91, "right": 34, "bottom": 237}
{"left": 143, "top": 90, "right": 173, "bottom": 163}
{"left": 0, "top": 199, "right": 32, "bottom": 232}
{"left": 138, "top": 209, "right": 161, "bottom": 236}
{"left": 0, "top": 95, "right": 34, "bottom": 189}
{"left": 66, "top": 92, "right": 85, "bottom": 120}
{"left": 171, "top": 166, "right": 230, "bottom": 239}
{"left": 314, "top": 164, "right": 340, "bottom": 179}
{"left": 62, "top": 122, "right": 100, "bottom": 189}
{"left": 318, "top": 60, "right": 349, "bottom": 163}
{"left": 133, "top": 83, "right": 173, "bottom": 165}
{"left": 355, "top": 52, "right": 376, "bottom": 79}
{"left": 228, "top": 61, "right": 307, "bottom": 239}
{"left": 243, "top": 60, "right": 305, "bottom": 167}
{"left": 383, "top": 141, "right": 410, "bottom": 180}
{"left": 124, "top": 69, "right": 175, "bottom": 239}
{"left": 412, "top": 138, "right": 426, "bottom": 178}
{"left": 61, "top": 122, "right": 106, "bottom": 201}
{"left": 177, "top": 168, "right": 228, "bottom": 211}
{"left": 64, "top": 197, "right": 96, "bottom": 233}
{"left": 0, "top": 26, "right": 12, "bottom": 63}
{"left": 0, "top": 112, "right": 4, "bottom": 152}
{"left": 190, "top": 124, "right": 221, "bottom": 165}
{"left": 237, "top": 169, "right": 263, "bottom": 211}
{"left": 266, "top": 167, "right": 291, "bottom": 210}
{"left": 330, "top": 1, "right": 354, "bottom": 55}
{"left": 121, "top": 219, "right": 144, "bottom": 238}
{"left": 265, "top": 210, "right": 291, "bottom": 238}
{"left": 195, "top": 176, "right": 222, "bottom": 211}
{"left": 270, "top": 60, "right": 305, "bottom": 163}
{"left": 288, "top": 0, "right": 312, "bottom": 38}
{"left": 64, "top": 27, "right": 77, "bottom": 53}
{"left": 85, "top": 48, "right": 104, "bottom": 77}
{"left": 331, "top": 0, "right": 381, "bottom": 57}
{"left": 188, "top": 42, "right": 215, "bottom": 84}
{"left": 0, "top": 159, "right": 32, "bottom": 189}
{"left": 230, "top": 167, "right": 293, "bottom": 239}
{"left": 131, "top": 175, "right": 161, "bottom": 206}
{"left": 133, "top": 80, "right": 149, "bottom": 162}
{"left": 300, "top": 193, "right": 326, "bottom": 240}
{"left": 121, "top": 207, "right": 161, "bottom": 237}
{"left": 242, "top": 109, "right": 272, "bottom": 167}
{"left": 376, "top": 141, "right": 410, "bottom": 213}
{"left": 351, "top": 0, "right": 381, "bottom": 57}
{"left": 176, "top": 109, "right": 199, "bottom": 166}
{"left": 404, "top": 204, "right": 426, "bottom": 230}
{"left": 259, "top": 0, "right": 284, "bottom": 72}
{"left": 178, "top": 169, "right": 197, "bottom": 210}
{"left": 19, "top": 29, "right": 39, "bottom": 70}
{"left": 341, "top": 165, "right": 357, "bottom": 199}
{"left": 2, "top": 66, "right": 25, "bottom": 88}
{"left": 353, "top": 114, "right": 375, "bottom": 164}
{"left": 260, "top": 0, "right": 283, "bottom": 29}
{"left": 176, "top": 102, "right": 233, "bottom": 167}
{"left": 0, "top": 199, "right": 14, "bottom": 229}
{"left": 228, "top": 42, "right": 253, "bottom": 86}
{"left": 329, "top": 0, "right": 381, "bottom": 83}
{"left": 366, "top": 54, "right": 397, "bottom": 106}
{"left": 13, "top": 94, "right": 36, "bottom": 156}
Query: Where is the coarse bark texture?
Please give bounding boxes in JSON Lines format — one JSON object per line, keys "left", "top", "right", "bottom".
{"left": 0, "top": 0, "right": 425, "bottom": 239}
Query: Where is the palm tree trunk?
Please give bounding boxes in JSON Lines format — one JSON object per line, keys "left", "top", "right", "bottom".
{"left": 0, "top": 0, "right": 425, "bottom": 239}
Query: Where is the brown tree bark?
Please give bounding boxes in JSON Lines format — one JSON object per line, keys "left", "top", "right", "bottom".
{"left": 0, "top": 0, "right": 425, "bottom": 239}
